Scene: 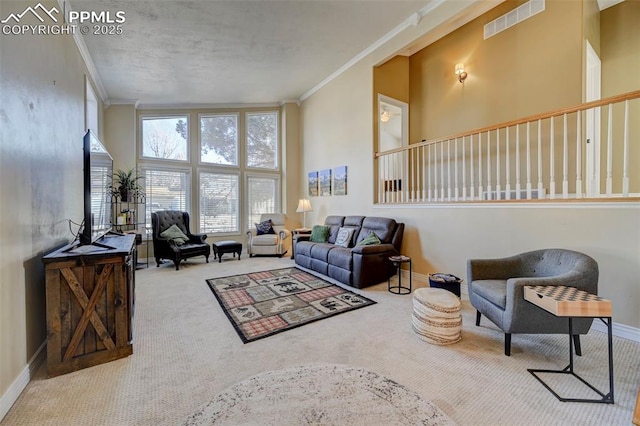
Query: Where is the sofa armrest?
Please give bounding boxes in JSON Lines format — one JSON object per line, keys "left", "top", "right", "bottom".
{"left": 351, "top": 243, "right": 397, "bottom": 255}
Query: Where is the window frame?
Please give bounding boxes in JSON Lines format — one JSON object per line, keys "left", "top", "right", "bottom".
{"left": 245, "top": 111, "right": 280, "bottom": 171}
{"left": 199, "top": 112, "right": 240, "bottom": 168}
{"left": 198, "top": 169, "right": 241, "bottom": 236}
{"left": 139, "top": 114, "right": 191, "bottom": 163}
{"left": 140, "top": 165, "right": 192, "bottom": 225}
{"left": 245, "top": 172, "right": 281, "bottom": 230}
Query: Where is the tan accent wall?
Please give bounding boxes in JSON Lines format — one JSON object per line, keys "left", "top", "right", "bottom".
{"left": 0, "top": 0, "right": 100, "bottom": 408}
{"left": 410, "top": 0, "right": 583, "bottom": 143}
{"left": 601, "top": 1, "right": 640, "bottom": 193}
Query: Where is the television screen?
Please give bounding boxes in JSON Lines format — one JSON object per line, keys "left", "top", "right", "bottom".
{"left": 80, "top": 130, "right": 113, "bottom": 244}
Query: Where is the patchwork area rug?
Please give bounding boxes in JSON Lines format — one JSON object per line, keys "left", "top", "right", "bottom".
{"left": 206, "top": 268, "right": 376, "bottom": 343}
{"left": 183, "top": 364, "right": 455, "bottom": 425}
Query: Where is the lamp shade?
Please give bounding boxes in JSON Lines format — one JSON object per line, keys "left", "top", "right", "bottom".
{"left": 296, "top": 198, "right": 313, "bottom": 213}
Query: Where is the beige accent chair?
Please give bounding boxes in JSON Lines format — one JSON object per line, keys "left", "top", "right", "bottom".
{"left": 246, "top": 213, "right": 290, "bottom": 257}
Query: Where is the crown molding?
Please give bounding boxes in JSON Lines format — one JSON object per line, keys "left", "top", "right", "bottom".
{"left": 597, "top": 0, "right": 624, "bottom": 11}
{"left": 279, "top": 99, "right": 301, "bottom": 107}
{"left": 136, "top": 102, "right": 280, "bottom": 110}
{"left": 108, "top": 99, "right": 140, "bottom": 108}
{"left": 58, "top": 0, "right": 109, "bottom": 104}
{"left": 299, "top": 0, "right": 447, "bottom": 102}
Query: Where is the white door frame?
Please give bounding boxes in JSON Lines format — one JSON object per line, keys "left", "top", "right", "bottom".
{"left": 378, "top": 94, "right": 409, "bottom": 202}
{"left": 585, "top": 40, "right": 601, "bottom": 197}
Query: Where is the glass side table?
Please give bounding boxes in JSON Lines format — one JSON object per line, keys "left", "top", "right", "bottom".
{"left": 388, "top": 255, "right": 412, "bottom": 295}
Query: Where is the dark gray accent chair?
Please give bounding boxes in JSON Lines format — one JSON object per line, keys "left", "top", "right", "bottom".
{"left": 151, "top": 210, "right": 210, "bottom": 270}
{"left": 467, "top": 249, "right": 599, "bottom": 356}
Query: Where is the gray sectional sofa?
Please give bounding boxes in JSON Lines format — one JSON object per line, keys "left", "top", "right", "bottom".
{"left": 294, "top": 215, "right": 404, "bottom": 288}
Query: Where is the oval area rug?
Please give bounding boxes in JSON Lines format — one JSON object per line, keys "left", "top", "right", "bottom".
{"left": 183, "top": 364, "right": 455, "bottom": 425}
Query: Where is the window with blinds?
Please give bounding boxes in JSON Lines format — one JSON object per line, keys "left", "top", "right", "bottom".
{"left": 144, "top": 169, "right": 189, "bottom": 224}
{"left": 199, "top": 172, "right": 239, "bottom": 234}
{"left": 247, "top": 175, "right": 278, "bottom": 229}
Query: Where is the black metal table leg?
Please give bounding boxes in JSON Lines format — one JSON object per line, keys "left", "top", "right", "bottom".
{"left": 527, "top": 316, "right": 614, "bottom": 404}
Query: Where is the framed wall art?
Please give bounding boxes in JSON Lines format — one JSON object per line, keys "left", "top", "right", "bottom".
{"left": 319, "top": 169, "right": 332, "bottom": 196}
{"left": 333, "top": 166, "right": 347, "bottom": 195}
{"left": 308, "top": 171, "right": 319, "bottom": 197}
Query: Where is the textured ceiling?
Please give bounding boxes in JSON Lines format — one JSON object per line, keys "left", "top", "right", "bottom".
{"left": 79, "top": 0, "right": 432, "bottom": 106}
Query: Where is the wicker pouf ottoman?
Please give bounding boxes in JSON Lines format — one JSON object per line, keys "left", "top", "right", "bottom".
{"left": 412, "top": 288, "right": 462, "bottom": 345}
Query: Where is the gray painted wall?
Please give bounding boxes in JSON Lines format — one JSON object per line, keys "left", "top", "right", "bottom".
{"left": 0, "top": 0, "right": 97, "bottom": 404}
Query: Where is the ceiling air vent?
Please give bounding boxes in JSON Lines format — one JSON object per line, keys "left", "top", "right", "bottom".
{"left": 484, "top": 0, "right": 545, "bottom": 40}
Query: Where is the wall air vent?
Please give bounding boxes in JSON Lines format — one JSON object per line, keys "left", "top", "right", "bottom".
{"left": 484, "top": 0, "right": 545, "bottom": 40}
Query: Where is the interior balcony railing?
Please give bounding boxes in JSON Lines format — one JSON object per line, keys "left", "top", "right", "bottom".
{"left": 375, "top": 90, "right": 640, "bottom": 204}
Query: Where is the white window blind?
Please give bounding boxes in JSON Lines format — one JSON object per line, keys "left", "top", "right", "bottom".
{"left": 144, "top": 169, "right": 189, "bottom": 224}
{"left": 247, "top": 175, "right": 279, "bottom": 229}
{"left": 199, "top": 172, "right": 239, "bottom": 234}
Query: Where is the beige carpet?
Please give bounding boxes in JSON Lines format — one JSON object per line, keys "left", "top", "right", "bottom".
{"left": 2, "top": 256, "right": 639, "bottom": 425}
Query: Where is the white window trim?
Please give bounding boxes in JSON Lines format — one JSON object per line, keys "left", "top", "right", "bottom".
{"left": 198, "top": 169, "right": 242, "bottom": 236}
{"left": 139, "top": 114, "right": 191, "bottom": 163}
{"left": 245, "top": 110, "right": 280, "bottom": 171}
{"left": 198, "top": 112, "right": 240, "bottom": 167}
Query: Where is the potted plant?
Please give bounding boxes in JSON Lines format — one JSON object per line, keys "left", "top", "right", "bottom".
{"left": 113, "top": 168, "right": 143, "bottom": 202}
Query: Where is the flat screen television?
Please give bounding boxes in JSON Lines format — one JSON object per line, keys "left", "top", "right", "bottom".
{"left": 79, "top": 130, "right": 114, "bottom": 246}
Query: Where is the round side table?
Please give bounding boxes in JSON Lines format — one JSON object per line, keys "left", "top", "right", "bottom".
{"left": 388, "top": 255, "right": 412, "bottom": 295}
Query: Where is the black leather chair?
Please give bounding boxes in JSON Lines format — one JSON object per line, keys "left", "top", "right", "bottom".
{"left": 151, "top": 210, "right": 210, "bottom": 270}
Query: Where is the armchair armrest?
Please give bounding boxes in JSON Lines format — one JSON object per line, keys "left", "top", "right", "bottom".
{"left": 279, "top": 228, "right": 291, "bottom": 241}
{"left": 188, "top": 233, "right": 207, "bottom": 244}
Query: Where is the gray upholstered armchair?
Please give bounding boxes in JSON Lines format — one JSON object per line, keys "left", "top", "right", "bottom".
{"left": 467, "top": 249, "right": 599, "bottom": 356}
{"left": 246, "top": 213, "right": 290, "bottom": 257}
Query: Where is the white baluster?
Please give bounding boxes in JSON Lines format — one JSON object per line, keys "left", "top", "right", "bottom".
{"left": 440, "top": 142, "right": 445, "bottom": 201}
{"left": 454, "top": 138, "right": 459, "bottom": 201}
{"left": 515, "top": 124, "right": 521, "bottom": 199}
{"left": 537, "top": 120, "right": 544, "bottom": 198}
{"left": 562, "top": 113, "right": 569, "bottom": 199}
{"left": 506, "top": 127, "right": 511, "bottom": 200}
{"left": 496, "top": 129, "right": 501, "bottom": 199}
{"left": 411, "top": 148, "right": 416, "bottom": 202}
{"left": 428, "top": 144, "right": 432, "bottom": 202}
{"left": 576, "top": 111, "right": 582, "bottom": 198}
{"left": 550, "top": 116, "right": 556, "bottom": 199}
{"left": 606, "top": 104, "right": 613, "bottom": 196}
{"left": 447, "top": 140, "right": 452, "bottom": 201}
{"left": 486, "top": 131, "right": 492, "bottom": 199}
{"left": 622, "top": 100, "right": 629, "bottom": 197}
{"left": 462, "top": 136, "right": 467, "bottom": 201}
{"left": 478, "top": 133, "right": 483, "bottom": 199}
{"left": 526, "top": 122, "right": 532, "bottom": 199}
{"left": 470, "top": 134, "right": 476, "bottom": 200}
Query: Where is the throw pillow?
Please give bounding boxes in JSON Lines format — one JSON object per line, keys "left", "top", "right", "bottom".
{"left": 309, "top": 225, "right": 330, "bottom": 243}
{"left": 160, "top": 224, "right": 189, "bottom": 245}
{"left": 335, "top": 227, "right": 356, "bottom": 248}
{"left": 356, "top": 231, "right": 381, "bottom": 246}
{"left": 255, "top": 219, "right": 275, "bottom": 235}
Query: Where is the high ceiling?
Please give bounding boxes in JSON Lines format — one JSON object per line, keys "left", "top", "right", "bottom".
{"left": 78, "top": 0, "right": 433, "bottom": 106}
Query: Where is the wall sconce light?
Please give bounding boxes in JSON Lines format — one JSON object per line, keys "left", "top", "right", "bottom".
{"left": 380, "top": 109, "right": 391, "bottom": 123}
{"left": 455, "top": 63, "right": 468, "bottom": 83}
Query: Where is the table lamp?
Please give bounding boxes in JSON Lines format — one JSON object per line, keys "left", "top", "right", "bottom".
{"left": 296, "top": 198, "right": 313, "bottom": 229}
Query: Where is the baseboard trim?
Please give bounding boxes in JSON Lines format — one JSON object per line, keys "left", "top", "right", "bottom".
{"left": 404, "top": 270, "right": 639, "bottom": 343}
{"left": 590, "top": 319, "right": 640, "bottom": 343}
{"left": 0, "top": 341, "right": 46, "bottom": 422}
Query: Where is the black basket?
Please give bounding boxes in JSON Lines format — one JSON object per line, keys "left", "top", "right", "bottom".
{"left": 428, "top": 273, "right": 462, "bottom": 297}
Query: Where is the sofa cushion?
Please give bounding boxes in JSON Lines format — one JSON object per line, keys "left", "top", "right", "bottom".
{"left": 356, "top": 231, "right": 381, "bottom": 246}
{"left": 324, "top": 215, "right": 345, "bottom": 244}
{"left": 343, "top": 216, "right": 365, "bottom": 246}
{"left": 310, "top": 225, "right": 330, "bottom": 242}
{"left": 335, "top": 227, "right": 356, "bottom": 248}
{"left": 310, "top": 243, "right": 335, "bottom": 262}
{"left": 356, "top": 217, "right": 397, "bottom": 245}
{"left": 471, "top": 280, "right": 507, "bottom": 309}
{"left": 251, "top": 234, "right": 279, "bottom": 246}
{"left": 328, "top": 246, "right": 353, "bottom": 269}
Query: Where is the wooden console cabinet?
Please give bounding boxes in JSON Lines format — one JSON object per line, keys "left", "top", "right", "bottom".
{"left": 42, "top": 234, "right": 135, "bottom": 377}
